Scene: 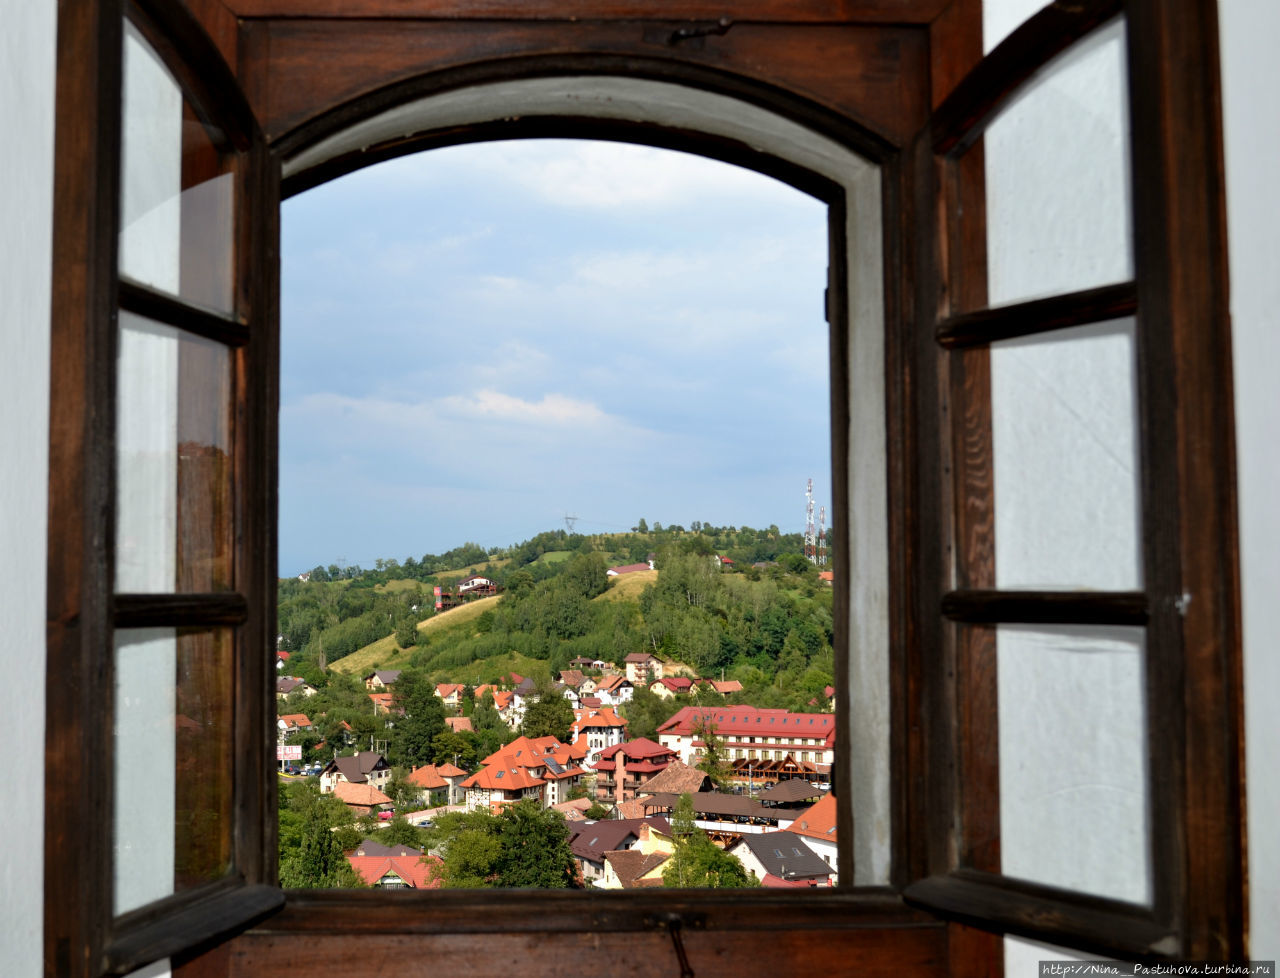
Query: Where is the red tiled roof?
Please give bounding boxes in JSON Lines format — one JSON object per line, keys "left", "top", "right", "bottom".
{"left": 445, "top": 716, "right": 473, "bottom": 733}
{"left": 279, "top": 713, "right": 312, "bottom": 727}
{"left": 347, "top": 852, "right": 442, "bottom": 889}
{"left": 436, "top": 762, "right": 467, "bottom": 778}
{"left": 435, "top": 683, "right": 464, "bottom": 697}
{"left": 598, "top": 738, "right": 675, "bottom": 761}
{"left": 656, "top": 706, "right": 835, "bottom": 746}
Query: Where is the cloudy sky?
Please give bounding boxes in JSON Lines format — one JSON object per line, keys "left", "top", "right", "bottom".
{"left": 279, "top": 139, "right": 831, "bottom": 576}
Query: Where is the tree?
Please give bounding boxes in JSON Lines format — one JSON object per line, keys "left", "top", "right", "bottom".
{"left": 520, "top": 680, "right": 575, "bottom": 742}
{"left": 279, "top": 806, "right": 364, "bottom": 889}
{"left": 585, "top": 801, "right": 611, "bottom": 820}
{"left": 431, "top": 728, "right": 478, "bottom": 769}
{"left": 379, "top": 815, "right": 425, "bottom": 849}
{"left": 661, "top": 793, "right": 756, "bottom": 889}
{"left": 693, "top": 714, "right": 734, "bottom": 790}
{"left": 426, "top": 803, "right": 579, "bottom": 889}
{"left": 494, "top": 801, "right": 580, "bottom": 888}
{"left": 390, "top": 670, "right": 446, "bottom": 766}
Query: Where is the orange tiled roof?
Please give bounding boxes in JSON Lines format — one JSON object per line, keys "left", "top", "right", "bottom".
{"left": 461, "top": 765, "right": 545, "bottom": 791}
{"left": 279, "top": 713, "right": 312, "bottom": 727}
{"left": 406, "top": 764, "right": 448, "bottom": 790}
{"left": 784, "top": 792, "right": 838, "bottom": 842}
{"left": 332, "top": 781, "right": 393, "bottom": 807}
{"left": 436, "top": 762, "right": 467, "bottom": 778}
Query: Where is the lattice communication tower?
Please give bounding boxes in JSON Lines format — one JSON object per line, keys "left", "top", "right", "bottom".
{"left": 804, "top": 478, "right": 817, "bottom": 564}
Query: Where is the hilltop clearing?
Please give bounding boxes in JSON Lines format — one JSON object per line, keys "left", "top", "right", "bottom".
{"left": 330, "top": 595, "right": 501, "bottom": 676}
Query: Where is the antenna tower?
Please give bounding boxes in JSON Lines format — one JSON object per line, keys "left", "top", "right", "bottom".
{"left": 804, "top": 478, "right": 817, "bottom": 564}
{"left": 564, "top": 514, "right": 579, "bottom": 534}
{"left": 818, "top": 505, "right": 827, "bottom": 566}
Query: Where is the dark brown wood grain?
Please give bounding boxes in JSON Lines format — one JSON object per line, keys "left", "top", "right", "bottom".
{"left": 221, "top": 0, "right": 952, "bottom": 22}
{"left": 114, "top": 593, "right": 250, "bottom": 627}
{"left": 243, "top": 19, "right": 928, "bottom": 146}
{"left": 937, "top": 281, "right": 1139, "bottom": 349}
{"left": 45, "top": 0, "right": 125, "bottom": 975}
{"left": 223, "top": 924, "right": 948, "bottom": 978}
{"left": 1126, "top": 0, "right": 1245, "bottom": 959}
{"left": 930, "top": 0, "right": 1123, "bottom": 156}
{"left": 941, "top": 590, "right": 1149, "bottom": 626}
{"left": 905, "top": 872, "right": 1176, "bottom": 960}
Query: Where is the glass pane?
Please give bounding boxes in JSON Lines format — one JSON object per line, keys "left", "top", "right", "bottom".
{"left": 120, "top": 21, "right": 235, "bottom": 314}
{"left": 115, "top": 628, "right": 234, "bottom": 915}
{"left": 991, "top": 318, "right": 1141, "bottom": 590}
{"left": 116, "top": 312, "right": 233, "bottom": 592}
{"left": 981, "top": 17, "right": 1132, "bottom": 308}
{"left": 997, "top": 624, "right": 1150, "bottom": 905}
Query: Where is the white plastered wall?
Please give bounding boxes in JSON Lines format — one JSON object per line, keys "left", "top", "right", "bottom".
{"left": 0, "top": 5, "right": 55, "bottom": 977}
{"left": 1218, "top": 0, "right": 1280, "bottom": 961}
{"left": 288, "top": 77, "right": 892, "bottom": 884}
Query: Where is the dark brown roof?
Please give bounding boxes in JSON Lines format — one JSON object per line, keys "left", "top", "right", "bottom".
{"left": 604, "top": 848, "right": 669, "bottom": 887}
{"left": 757, "top": 779, "right": 827, "bottom": 804}
{"left": 641, "top": 791, "right": 775, "bottom": 821}
{"left": 568, "top": 816, "right": 671, "bottom": 865}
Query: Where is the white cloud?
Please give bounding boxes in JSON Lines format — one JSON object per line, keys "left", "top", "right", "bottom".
{"left": 438, "top": 389, "right": 608, "bottom": 426}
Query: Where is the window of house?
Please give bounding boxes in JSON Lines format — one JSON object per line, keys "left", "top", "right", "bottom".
{"left": 44, "top": 0, "right": 1243, "bottom": 974}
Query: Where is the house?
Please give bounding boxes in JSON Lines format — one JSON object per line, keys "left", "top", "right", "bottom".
{"left": 598, "top": 821, "right": 676, "bottom": 889}
{"left": 558, "top": 669, "right": 586, "bottom": 690}
{"left": 594, "top": 738, "right": 678, "bottom": 803}
{"left": 462, "top": 735, "right": 587, "bottom": 810}
{"left": 274, "top": 650, "right": 289, "bottom": 671}
{"left": 656, "top": 706, "right": 836, "bottom": 767}
{"left": 319, "top": 751, "right": 393, "bottom": 795}
{"left": 699, "top": 678, "right": 743, "bottom": 698}
{"left": 434, "top": 682, "right": 465, "bottom": 708}
{"left": 623, "top": 652, "right": 664, "bottom": 685}
{"left": 600, "top": 848, "right": 669, "bottom": 889}
{"left": 363, "top": 670, "right": 401, "bottom": 691}
{"left": 275, "top": 676, "right": 317, "bottom": 700}
{"left": 606, "top": 561, "right": 654, "bottom": 576}
{"left": 569, "top": 706, "right": 629, "bottom": 764}
{"left": 444, "top": 716, "right": 473, "bottom": 734}
{"left": 368, "top": 692, "right": 394, "bottom": 716}
{"left": 456, "top": 574, "right": 496, "bottom": 594}
{"left": 13, "top": 1, "right": 1280, "bottom": 974}
{"left": 551, "top": 797, "right": 595, "bottom": 821}
{"left": 632, "top": 758, "right": 714, "bottom": 799}
{"left": 593, "top": 675, "right": 634, "bottom": 707}
{"left": 652, "top": 676, "right": 694, "bottom": 700}
{"left": 780, "top": 792, "right": 839, "bottom": 881}
{"left": 406, "top": 762, "right": 468, "bottom": 806}
{"left": 276, "top": 714, "right": 312, "bottom": 736}
{"left": 346, "top": 840, "right": 442, "bottom": 890}
{"left": 727, "top": 832, "right": 832, "bottom": 888}
{"left": 567, "top": 815, "right": 672, "bottom": 882}
{"left": 331, "top": 781, "right": 394, "bottom": 819}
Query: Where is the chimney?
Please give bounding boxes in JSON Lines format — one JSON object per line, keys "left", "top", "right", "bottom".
{"left": 616, "top": 751, "right": 627, "bottom": 805}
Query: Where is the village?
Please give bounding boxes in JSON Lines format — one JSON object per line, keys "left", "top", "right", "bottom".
{"left": 276, "top": 644, "right": 839, "bottom": 891}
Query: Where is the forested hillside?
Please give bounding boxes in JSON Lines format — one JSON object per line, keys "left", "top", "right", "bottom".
{"left": 277, "top": 523, "right": 835, "bottom": 713}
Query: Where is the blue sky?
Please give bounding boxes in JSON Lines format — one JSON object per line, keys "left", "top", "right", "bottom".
{"left": 279, "top": 139, "right": 831, "bottom": 575}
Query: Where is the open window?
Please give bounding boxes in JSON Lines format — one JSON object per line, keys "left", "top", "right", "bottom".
{"left": 44, "top": 0, "right": 1243, "bottom": 975}
{"left": 903, "top": 0, "right": 1245, "bottom": 961}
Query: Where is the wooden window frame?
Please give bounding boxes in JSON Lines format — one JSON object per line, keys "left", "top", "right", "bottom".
{"left": 43, "top": 0, "right": 1243, "bottom": 974}
{"left": 45, "top": 1, "right": 282, "bottom": 975}
{"left": 902, "top": 0, "right": 1246, "bottom": 962}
